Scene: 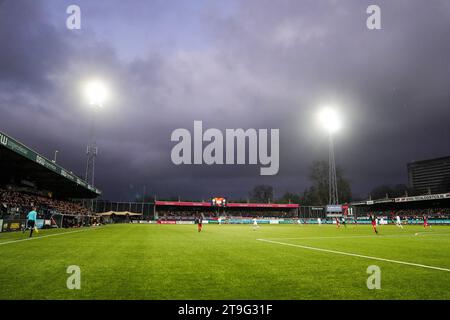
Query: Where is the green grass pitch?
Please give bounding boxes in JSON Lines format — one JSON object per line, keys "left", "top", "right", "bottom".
{"left": 0, "top": 223, "right": 449, "bottom": 299}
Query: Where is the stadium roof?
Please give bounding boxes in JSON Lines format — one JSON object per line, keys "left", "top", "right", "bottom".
{"left": 155, "top": 201, "right": 299, "bottom": 208}
{"left": 351, "top": 192, "right": 450, "bottom": 206}
{"left": 0, "top": 131, "right": 101, "bottom": 199}
{"left": 99, "top": 211, "right": 142, "bottom": 216}
{"left": 407, "top": 155, "right": 450, "bottom": 166}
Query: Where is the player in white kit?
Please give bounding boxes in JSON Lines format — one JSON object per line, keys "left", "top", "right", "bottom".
{"left": 395, "top": 215, "right": 403, "bottom": 229}
{"left": 252, "top": 218, "right": 259, "bottom": 230}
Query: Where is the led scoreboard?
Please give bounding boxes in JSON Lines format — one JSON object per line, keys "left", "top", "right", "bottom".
{"left": 211, "top": 197, "right": 227, "bottom": 207}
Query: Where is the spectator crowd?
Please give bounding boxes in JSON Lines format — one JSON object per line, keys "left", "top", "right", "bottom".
{"left": 362, "top": 207, "right": 450, "bottom": 219}
{"left": 0, "top": 187, "right": 92, "bottom": 218}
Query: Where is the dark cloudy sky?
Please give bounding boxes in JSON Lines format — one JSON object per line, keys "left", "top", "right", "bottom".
{"left": 1, "top": 0, "right": 450, "bottom": 201}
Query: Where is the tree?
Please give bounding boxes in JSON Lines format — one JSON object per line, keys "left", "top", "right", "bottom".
{"left": 231, "top": 198, "right": 249, "bottom": 203}
{"left": 301, "top": 160, "right": 352, "bottom": 205}
{"left": 249, "top": 185, "right": 273, "bottom": 203}
{"left": 279, "top": 192, "right": 301, "bottom": 204}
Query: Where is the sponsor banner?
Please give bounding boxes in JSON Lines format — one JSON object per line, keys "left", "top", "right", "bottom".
{"left": 176, "top": 221, "right": 194, "bottom": 225}
{"left": 44, "top": 220, "right": 51, "bottom": 226}
{"left": 2, "top": 220, "right": 22, "bottom": 232}
{"left": 326, "top": 205, "right": 342, "bottom": 213}
{"left": 395, "top": 193, "right": 450, "bottom": 203}
{"left": 374, "top": 198, "right": 395, "bottom": 204}
{"left": 226, "top": 203, "right": 299, "bottom": 208}
{"left": 158, "top": 220, "right": 177, "bottom": 224}
{"left": 137, "top": 220, "right": 155, "bottom": 224}
{"left": 407, "top": 219, "right": 450, "bottom": 224}
{"left": 0, "top": 219, "right": 3, "bottom": 232}
{"left": 201, "top": 220, "right": 209, "bottom": 224}
{"left": 429, "top": 219, "right": 450, "bottom": 224}
{"left": 269, "top": 220, "right": 280, "bottom": 224}
{"left": 326, "top": 213, "right": 342, "bottom": 218}
{"left": 35, "top": 219, "right": 45, "bottom": 229}
{"left": 279, "top": 220, "right": 295, "bottom": 224}
{"left": 9, "top": 222, "right": 21, "bottom": 231}
{"left": 227, "top": 219, "right": 251, "bottom": 224}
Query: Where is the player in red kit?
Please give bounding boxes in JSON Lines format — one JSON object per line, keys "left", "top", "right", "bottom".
{"left": 423, "top": 214, "right": 430, "bottom": 228}
{"left": 195, "top": 216, "right": 203, "bottom": 232}
{"left": 370, "top": 214, "right": 379, "bottom": 234}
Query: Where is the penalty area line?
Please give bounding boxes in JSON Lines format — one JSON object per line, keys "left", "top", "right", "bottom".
{"left": 256, "top": 238, "right": 450, "bottom": 272}
{"left": 0, "top": 227, "right": 103, "bottom": 246}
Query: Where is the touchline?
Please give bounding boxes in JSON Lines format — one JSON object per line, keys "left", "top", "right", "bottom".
{"left": 171, "top": 121, "right": 279, "bottom": 175}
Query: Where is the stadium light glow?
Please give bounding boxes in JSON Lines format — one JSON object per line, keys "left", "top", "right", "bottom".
{"left": 84, "top": 80, "right": 108, "bottom": 107}
{"left": 318, "top": 107, "right": 341, "bottom": 134}
{"left": 82, "top": 78, "right": 109, "bottom": 190}
{"left": 316, "top": 105, "right": 341, "bottom": 205}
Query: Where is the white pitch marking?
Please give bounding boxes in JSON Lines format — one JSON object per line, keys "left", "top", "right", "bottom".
{"left": 0, "top": 227, "right": 103, "bottom": 246}
{"left": 257, "top": 238, "right": 450, "bottom": 272}
{"left": 264, "top": 233, "right": 450, "bottom": 241}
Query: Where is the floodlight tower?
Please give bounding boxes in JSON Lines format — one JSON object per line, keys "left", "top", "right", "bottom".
{"left": 83, "top": 80, "right": 107, "bottom": 187}
{"left": 318, "top": 107, "right": 341, "bottom": 205}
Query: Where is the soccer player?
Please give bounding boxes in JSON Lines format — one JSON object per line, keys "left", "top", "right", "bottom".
{"left": 341, "top": 216, "right": 347, "bottom": 228}
{"left": 423, "top": 214, "right": 430, "bottom": 228}
{"left": 195, "top": 216, "right": 203, "bottom": 232}
{"left": 317, "top": 217, "right": 322, "bottom": 225}
{"left": 395, "top": 215, "right": 403, "bottom": 229}
{"left": 252, "top": 217, "right": 259, "bottom": 230}
{"left": 335, "top": 217, "right": 340, "bottom": 228}
{"left": 370, "top": 214, "right": 379, "bottom": 234}
{"left": 24, "top": 207, "right": 38, "bottom": 238}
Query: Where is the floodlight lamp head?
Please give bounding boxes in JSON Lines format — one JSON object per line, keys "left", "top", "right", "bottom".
{"left": 318, "top": 107, "right": 341, "bottom": 135}
{"left": 84, "top": 80, "right": 108, "bottom": 107}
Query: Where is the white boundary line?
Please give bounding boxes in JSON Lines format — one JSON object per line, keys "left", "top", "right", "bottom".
{"left": 0, "top": 227, "right": 103, "bottom": 246}
{"left": 257, "top": 238, "right": 450, "bottom": 272}
{"left": 263, "top": 233, "right": 450, "bottom": 241}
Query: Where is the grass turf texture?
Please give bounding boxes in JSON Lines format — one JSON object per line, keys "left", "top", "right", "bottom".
{"left": 0, "top": 224, "right": 449, "bottom": 299}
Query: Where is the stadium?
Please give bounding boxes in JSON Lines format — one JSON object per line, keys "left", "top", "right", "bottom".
{"left": 1, "top": 1, "right": 450, "bottom": 313}
{"left": 1, "top": 130, "right": 449, "bottom": 300}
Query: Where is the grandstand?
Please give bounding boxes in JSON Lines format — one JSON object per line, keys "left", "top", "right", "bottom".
{"left": 351, "top": 192, "right": 450, "bottom": 224}
{"left": 154, "top": 200, "right": 300, "bottom": 224}
{"left": 93, "top": 195, "right": 450, "bottom": 226}
{"left": 0, "top": 131, "right": 101, "bottom": 231}
{"left": 91, "top": 199, "right": 332, "bottom": 224}
{"left": 139, "top": 195, "right": 450, "bottom": 225}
